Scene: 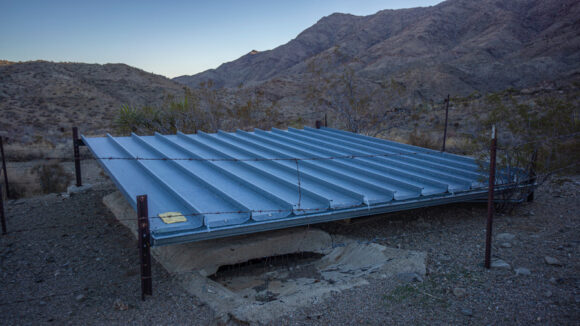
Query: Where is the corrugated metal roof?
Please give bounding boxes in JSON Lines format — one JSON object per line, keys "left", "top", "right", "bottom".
{"left": 83, "top": 127, "right": 524, "bottom": 246}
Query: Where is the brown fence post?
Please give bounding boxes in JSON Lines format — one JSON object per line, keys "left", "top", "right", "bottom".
{"left": 527, "top": 149, "right": 538, "bottom": 202}
{"left": 72, "top": 127, "right": 82, "bottom": 187}
{"left": 0, "top": 184, "right": 6, "bottom": 235}
{"left": 137, "top": 195, "right": 152, "bottom": 300}
{"left": 441, "top": 94, "right": 450, "bottom": 152}
{"left": 485, "top": 125, "right": 497, "bottom": 269}
{"left": 0, "top": 136, "right": 9, "bottom": 199}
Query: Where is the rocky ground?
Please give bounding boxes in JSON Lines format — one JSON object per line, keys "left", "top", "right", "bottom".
{"left": 0, "top": 168, "right": 578, "bottom": 325}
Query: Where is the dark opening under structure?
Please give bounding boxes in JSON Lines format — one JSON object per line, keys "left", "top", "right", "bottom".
{"left": 83, "top": 127, "right": 530, "bottom": 246}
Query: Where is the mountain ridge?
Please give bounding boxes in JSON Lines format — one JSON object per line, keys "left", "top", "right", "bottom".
{"left": 174, "top": 0, "right": 580, "bottom": 100}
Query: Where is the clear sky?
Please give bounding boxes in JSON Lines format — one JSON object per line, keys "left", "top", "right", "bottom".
{"left": 1, "top": 0, "right": 444, "bottom": 78}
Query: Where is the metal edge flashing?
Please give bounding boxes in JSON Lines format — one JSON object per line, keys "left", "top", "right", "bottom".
{"left": 150, "top": 184, "right": 526, "bottom": 246}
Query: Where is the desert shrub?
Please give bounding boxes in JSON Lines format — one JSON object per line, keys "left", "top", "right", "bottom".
{"left": 474, "top": 93, "right": 579, "bottom": 178}
{"left": 408, "top": 129, "right": 438, "bottom": 150}
{"left": 115, "top": 85, "right": 282, "bottom": 135}
{"left": 31, "top": 163, "right": 72, "bottom": 194}
{"left": 6, "top": 181, "right": 27, "bottom": 199}
{"left": 305, "top": 49, "right": 407, "bottom": 136}
{"left": 469, "top": 91, "right": 580, "bottom": 208}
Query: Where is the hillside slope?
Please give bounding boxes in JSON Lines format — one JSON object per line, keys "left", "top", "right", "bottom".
{"left": 0, "top": 61, "right": 184, "bottom": 143}
{"left": 174, "top": 0, "right": 580, "bottom": 98}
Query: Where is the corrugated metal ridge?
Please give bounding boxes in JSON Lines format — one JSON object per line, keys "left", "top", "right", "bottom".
{"left": 82, "top": 127, "right": 521, "bottom": 245}
{"left": 312, "top": 127, "right": 482, "bottom": 180}
{"left": 210, "top": 130, "right": 367, "bottom": 208}
{"left": 223, "top": 130, "right": 393, "bottom": 204}
{"left": 272, "top": 128, "right": 449, "bottom": 195}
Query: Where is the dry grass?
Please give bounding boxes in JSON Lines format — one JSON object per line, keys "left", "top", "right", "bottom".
{"left": 5, "top": 161, "right": 73, "bottom": 198}
{"left": 407, "top": 129, "right": 439, "bottom": 150}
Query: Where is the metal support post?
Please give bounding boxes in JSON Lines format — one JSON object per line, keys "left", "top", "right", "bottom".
{"left": 0, "top": 184, "right": 6, "bottom": 234}
{"left": 137, "top": 195, "right": 152, "bottom": 300}
{"left": 315, "top": 120, "right": 322, "bottom": 129}
{"left": 485, "top": 125, "right": 497, "bottom": 269}
{"left": 324, "top": 113, "right": 328, "bottom": 127}
{"left": 527, "top": 149, "right": 537, "bottom": 202}
{"left": 72, "top": 127, "right": 82, "bottom": 187}
{"left": 441, "top": 94, "right": 450, "bottom": 152}
{"left": 0, "top": 137, "right": 9, "bottom": 198}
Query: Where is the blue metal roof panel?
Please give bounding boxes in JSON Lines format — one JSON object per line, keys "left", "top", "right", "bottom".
{"left": 82, "top": 127, "right": 526, "bottom": 246}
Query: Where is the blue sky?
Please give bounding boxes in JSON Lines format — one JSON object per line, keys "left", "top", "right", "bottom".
{"left": 1, "top": 0, "right": 443, "bottom": 78}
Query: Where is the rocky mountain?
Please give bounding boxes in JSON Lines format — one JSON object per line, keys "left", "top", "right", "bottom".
{"left": 174, "top": 0, "right": 580, "bottom": 99}
{"left": 0, "top": 61, "right": 185, "bottom": 143}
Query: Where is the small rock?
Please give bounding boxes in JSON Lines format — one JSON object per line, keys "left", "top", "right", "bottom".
{"left": 439, "top": 255, "right": 452, "bottom": 262}
{"left": 75, "top": 294, "right": 86, "bottom": 302}
{"left": 39, "top": 300, "right": 47, "bottom": 306}
{"left": 496, "top": 233, "right": 515, "bottom": 241}
{"left": 515, "top": 267, "right": 531, "bottom": 276}
{"left": 396, "top": 272, "right": 423, "bottom": 283}
{"left": 67, "top": 184, "right": 93, "bottom": 196}
{"left": 549, "top": 277, "right": 557, "bottom": 284}
{"left": 461, "top": 308, "right": 473, "bottom": 316}
{"left": 490, "top": 259, "right": 511, "bottom": 269}
{"left": 500, "top": 242, "right": 512, "bottom": 248}
{"left": 453, "top": 287, "right": 467, "bottom": 297}
{"left": 544, "top": 256, "right": 562, "bottom": 266}
{"left": 255, "top": 291, "right": 278, "bottom": 302}
{"left": 113, "top": 299, "right": 129, "bottom": 311}
{"left": 544, "top": 290, "right": 552, "bottom": 298}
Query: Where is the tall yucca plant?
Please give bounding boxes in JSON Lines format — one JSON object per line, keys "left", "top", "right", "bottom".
{"left": 115, "top": 104, "right": 145, "bottom": 134}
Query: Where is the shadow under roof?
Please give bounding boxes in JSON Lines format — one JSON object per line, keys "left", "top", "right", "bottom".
{"left": 83, "top": 127, "right": 524, "bottom": 246}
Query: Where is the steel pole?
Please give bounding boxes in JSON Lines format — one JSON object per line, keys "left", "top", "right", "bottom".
{"left": 72, "top": 127, "right": 82, "bottom": 187}
{"left": 0, "top": 137, "right": 9, "bottom": 198}
{"left": 441, "top": 94, "right": 450, "bottom": 152}
{"left": 137, "top": 195, "right": 152, "bottom": 300}
{"left": 527, "top": 149, "right": 538, "bottom": 202}
{"left": 0, "top": 184, "right": 6, "bottom": 234}
{"left": 485, "top": 125, "right": 497, "bottom": 269}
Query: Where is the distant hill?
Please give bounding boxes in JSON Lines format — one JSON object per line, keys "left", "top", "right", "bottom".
{"left": 2, "top": 0, "right": 579, "bottom": 147}
{"left": 174, "top": 0, "right": 580, "bottom": 100}
{"left": 0, "top": 61, "right": 184, "bottom": 143}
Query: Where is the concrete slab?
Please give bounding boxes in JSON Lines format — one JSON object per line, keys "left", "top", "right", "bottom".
{"left": 103, "top": 191, "right": 427, "bottom": 325}
{"left": 103, "top": 191, "right": 334, "bottom": 276}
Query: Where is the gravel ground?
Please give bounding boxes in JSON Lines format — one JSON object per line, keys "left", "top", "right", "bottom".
{"left": 0, "top": 175, "right": 578, "bottom": 325}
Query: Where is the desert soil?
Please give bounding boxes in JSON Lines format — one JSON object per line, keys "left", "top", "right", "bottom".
{"left": 0, "top": 165, "right": 578, "bottom": 325}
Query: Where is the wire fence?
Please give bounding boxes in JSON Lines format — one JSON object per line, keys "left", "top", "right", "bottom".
{"left": 2, "top": 178, "right": 535, "bottom": 237}
{"left": 1, "top": 130, "right": 576, "bottom": 307}
{"left": 2, "top": 130, "right": 575, "bottom": 237}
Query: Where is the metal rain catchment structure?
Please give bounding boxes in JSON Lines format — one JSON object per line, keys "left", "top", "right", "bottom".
{"left": 83, "top": 127, "right": 530, "bottom": 246}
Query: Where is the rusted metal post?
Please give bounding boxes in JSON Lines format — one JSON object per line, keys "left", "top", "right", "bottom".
{"left": 441, "top": 94, "right": 450, "bottom": 152}
{"left": 137, "top": 195, "right": 152, "bottom": 300}
{"left": 0, "top": 137, "right": 9, "bottom": 199}
{"left": 527, "top": 149, "right": 538, "bottom": 202}
{"left": 0, "top": 184, "right": 6, "bottom": 235}
{"left": 485, "top": 125, "right": 497, "bottom": 269}
{"left": 315, "top": 120, "right": 322, "bottom": 129}
{"left": 72, "top": 127, "right": 82, "bottom": 187}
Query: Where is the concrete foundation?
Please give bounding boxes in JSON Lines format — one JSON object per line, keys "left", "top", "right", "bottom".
{"left": 103, "top": 191, "right": 427, "bottom": 325}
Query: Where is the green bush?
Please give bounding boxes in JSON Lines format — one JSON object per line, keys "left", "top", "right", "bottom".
{"left": 32, "top": 163, "right": 72, "bottom": 194}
